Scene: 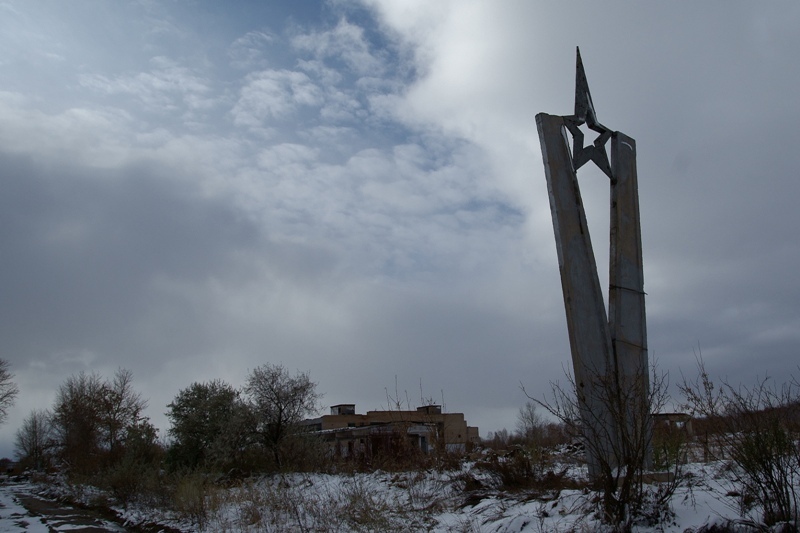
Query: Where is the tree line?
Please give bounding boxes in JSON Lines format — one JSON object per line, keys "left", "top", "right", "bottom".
{"left": 12, "top": 362, "right": 321, "bottom": 480}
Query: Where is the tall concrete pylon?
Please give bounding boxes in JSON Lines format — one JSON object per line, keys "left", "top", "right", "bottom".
{"left": 536, "top": 48, "right": 650, "bottom": 478}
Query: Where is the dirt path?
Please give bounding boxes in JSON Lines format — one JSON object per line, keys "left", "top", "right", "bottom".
{"left": 14, "top": 492, "right": 127, "bottom": 532}
{"left": 0, "top": 480, "right": 127, "bottom": 532}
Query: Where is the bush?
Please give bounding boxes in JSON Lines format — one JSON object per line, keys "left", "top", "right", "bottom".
{"left": 172, "top": 471, "right": 218, "bottom": 528}
{"left": 477, "top": 445, "right": 572, "bottom": 493}
{"left": 680, "top": 359, "right": 800, "bottom": 528}
{"left": 652, "top": 419, "right": 689, "bottom": 472}
{"left": 101, "top": 456, "right": 167, "bottom": 508}
{"left": 103, "top": 457, "right": 145, "bottom": 505}
{"left": 530, "top": 362, "right": 675, "bottom": 526}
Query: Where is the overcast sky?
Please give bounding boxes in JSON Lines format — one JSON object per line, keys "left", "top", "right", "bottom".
{"left": 1, "top": 1, "right": 799, "bottom": 457}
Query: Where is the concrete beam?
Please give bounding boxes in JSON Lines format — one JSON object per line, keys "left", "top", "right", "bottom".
{"left": 536, "top": 112, "right": 616, "bottom": 477}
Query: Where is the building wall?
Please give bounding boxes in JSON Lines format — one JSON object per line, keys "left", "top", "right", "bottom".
{"left": 304, "top": 405, "right": 479, "bottom": 450}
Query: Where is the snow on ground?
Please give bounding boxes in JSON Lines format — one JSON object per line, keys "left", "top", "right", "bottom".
{"left": 108, "top": 462, "right": 776, "bottom": 532}
{"left": 0, "top": 478, "right": 128, "bottom": 532}
{"left": 0, "top": 482, "right": 50, "bottom": 532}
{"left": 10, "top": 459, "right": 791, "bottom": 532}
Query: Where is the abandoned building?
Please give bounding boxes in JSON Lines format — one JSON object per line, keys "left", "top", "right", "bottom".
{"left": 302, "top": 404, "right": 480, "bottom": 459}
{"left": 652, "top": 412, "right": 694, "bottom": 437}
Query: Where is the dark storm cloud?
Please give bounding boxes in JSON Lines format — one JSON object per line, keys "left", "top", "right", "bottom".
{"left": 0, "top": 152, "right": 259, "bottom": 363}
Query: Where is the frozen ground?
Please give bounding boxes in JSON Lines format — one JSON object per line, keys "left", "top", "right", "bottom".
{"left": 156, "top": 461, "right": 791, "bottom": 532}
{"left": 6, "top": 460, "right": 789, "bottom": 532}
{"left": 0, "top": 478, "right": 126, "bottom": 532}
{"left": 0, "top": 482, "right": 49, "bottom": 533}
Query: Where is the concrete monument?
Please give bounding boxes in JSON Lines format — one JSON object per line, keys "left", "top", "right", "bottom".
{"left": 536, "top": 48, "right": 650, "bottom": 478}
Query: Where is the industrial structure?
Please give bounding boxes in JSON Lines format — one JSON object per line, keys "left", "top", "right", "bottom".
{"left": 303, "top": 404, "right": 479, "bottom": 460}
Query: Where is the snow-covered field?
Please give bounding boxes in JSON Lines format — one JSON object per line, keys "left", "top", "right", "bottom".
{"left": 10, "top": 457, "right": 789, "bottom": 533}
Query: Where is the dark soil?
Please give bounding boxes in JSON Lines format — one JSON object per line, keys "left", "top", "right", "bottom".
{"left": 14, "top": 491, "right": 126, "bottom": 532}
{"left": 9, "top": 482, "right": 184, "bottom": 533}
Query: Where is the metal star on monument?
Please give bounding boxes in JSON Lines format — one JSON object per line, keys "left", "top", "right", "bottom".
{"left": 563, "top": 47, "right": 613, "bottom": 180}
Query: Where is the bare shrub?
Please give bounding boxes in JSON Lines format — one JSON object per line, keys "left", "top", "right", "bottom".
{"left": 538, "top": 421, "right": 572, "bottom": 449}
{"left": 281, "top": 432, "right": 333, "bottom": 473}
{"left": 338, "top": 476, "right": 394, "bottom": 530}
{"left": 680, "top": 358, "right": 800, "bottom": 528}
{"left": 517, "top": 401, "right": 545, "bottom": 442}
{"left": 529, "top": 361, "right": 676, "bottom": 527}
{"left": 14, "top": 409, "right": 54, "bottom": 471}
{"left": 483, "top": 428, "right": 512, "bottom": 450}
{"left": 103, "top": 457, "right": 144, "bottom": 506}
{"left": 651, "top": 416, "right": 690, "bottom": 473}
{"left": 477, "top": 445, "right": 575, "bottom": 495}
{"left": 93, "top": 419, "right": 165, "bottom": 508}
{"left": 231, "top": 482, "right": 270, "bottom": 528}
{"left": 172, "top": 471, "right": 220, "bottom": 528}
{"left": 201, "top": 472, "right": 452, "bottom": 532}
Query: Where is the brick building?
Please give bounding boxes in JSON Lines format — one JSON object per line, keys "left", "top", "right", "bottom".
{"left": 303, "top": 404, "right": 479, "bottom": 459}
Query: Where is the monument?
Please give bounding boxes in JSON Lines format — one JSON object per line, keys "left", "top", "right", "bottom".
{"left": 536, "top": 48, "right": 650, "bottom": 478}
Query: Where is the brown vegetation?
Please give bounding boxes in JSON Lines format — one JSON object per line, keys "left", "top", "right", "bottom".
{"left": 680, "top": 358, "right": 800, "bottom": 528}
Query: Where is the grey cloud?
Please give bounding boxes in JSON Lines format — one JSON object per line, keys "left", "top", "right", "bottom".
{"left": 0, "top": 145, "right": 356, "bottom": 449}
{"left": 4, "top": 1, "right": 800, "bottom": 457}
{"left": 359, "top": 0, "right": 800, "bottom": 425}
{"left": 0, "top": 153, "right": 260, "bottom": 365}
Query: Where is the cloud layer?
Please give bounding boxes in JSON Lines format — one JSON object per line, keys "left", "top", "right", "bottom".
{"left": 1, "top": 1, "right": 799, "bottom": 455}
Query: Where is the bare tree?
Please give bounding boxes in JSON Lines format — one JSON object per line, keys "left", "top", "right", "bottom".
{"left": 52, "top": 369, "right": 149, "bottom": 473}
{"left": 15, "top": 409, "right": 53, "bottom": 470}
{"left": 0, "top": 359, "right": 19, "bottom": 425}
{"left": 516, "top": 401, "right": 544, "bottom": 442}
{"left": 244, "top": 363, "right": 320, "bottom": 469}
{"left": 99, "top": 368, "right": 147, "bottom": 460}
{"left": 53, "top": 371, "right": 105, "bottom": 472}
{"left": 528, "top": 362, "right": 670, "bottom": 526}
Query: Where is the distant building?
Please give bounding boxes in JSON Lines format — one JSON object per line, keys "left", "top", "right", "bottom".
{"left": 652, "top": 412, "right": 693, "bottom": 437}
{"left": 303, "top": 404, "right": 479, "bottom": 459}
